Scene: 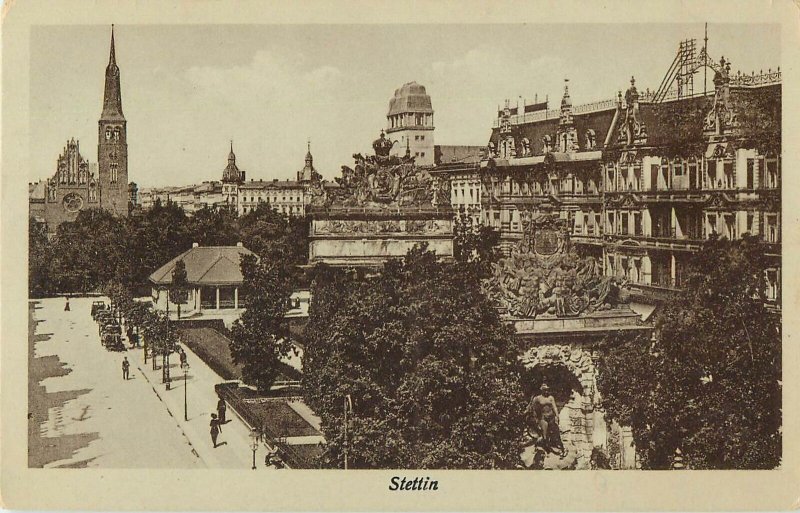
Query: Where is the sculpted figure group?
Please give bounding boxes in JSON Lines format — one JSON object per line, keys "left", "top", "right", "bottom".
{"left": 483, "top": 214, "right": 629, "bottom": 319}
{"left": 311, "top": 130, "right": 449, "bottom": 209}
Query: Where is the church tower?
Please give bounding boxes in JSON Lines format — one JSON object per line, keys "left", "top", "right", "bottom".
{"left": 97, "top": 25, "right": 129, "bottom": 216}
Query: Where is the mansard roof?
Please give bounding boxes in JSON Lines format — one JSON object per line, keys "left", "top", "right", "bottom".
{"left": 607, "top": 83, "right": 781, "bottom": 152}
{"left": 490, "top": 82, "right": 781, "bottom": 157}
{"left": 434, "top": 145, "right": 485, "bottom": 165}
{"left": 489, "top": 107, "right": 616, "bottom": 155}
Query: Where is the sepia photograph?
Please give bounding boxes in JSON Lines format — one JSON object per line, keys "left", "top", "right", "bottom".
{"left": 3, "top": 1, "right": 800, "bottom": 511}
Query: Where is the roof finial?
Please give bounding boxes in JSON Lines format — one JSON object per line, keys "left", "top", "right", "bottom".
{"left": 109, "top": 24, "right": 116, "bottom": 66}
{"left": 230, "top": 139, "right": 233, "bottom": 153}
{"left": 307, "top": 137, "right": 311, "bottom": 153}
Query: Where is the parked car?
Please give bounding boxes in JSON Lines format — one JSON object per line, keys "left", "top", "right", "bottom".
{"left": 102, "top": 333, "right": 126, "bottom": 351}
{"left": 91, "top": 301, "right": 107, "bottom": 319}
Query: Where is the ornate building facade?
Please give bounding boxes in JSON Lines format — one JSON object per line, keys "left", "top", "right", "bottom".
{"left": 475, "top": 60, "right": 781, "bottom": 309}
{"left": 29, "top": 27, "right": 131, "bottom": 233}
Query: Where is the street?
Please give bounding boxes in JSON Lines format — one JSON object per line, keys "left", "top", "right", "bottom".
{"left": 29, "top": 296, "right": 276, "bottom": 469}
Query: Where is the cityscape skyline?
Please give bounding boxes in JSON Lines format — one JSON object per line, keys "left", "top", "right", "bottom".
{"left": 30, "top": 23, "right": 780, "bottom": 188}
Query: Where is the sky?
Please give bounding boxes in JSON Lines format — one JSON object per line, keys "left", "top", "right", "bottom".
{"left": 30, "top": 23, "right": 780, "bottom": 188}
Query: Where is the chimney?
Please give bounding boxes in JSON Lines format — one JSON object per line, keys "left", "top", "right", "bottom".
{"left": 192, "top": 242, "right": 199, "bottom": 248}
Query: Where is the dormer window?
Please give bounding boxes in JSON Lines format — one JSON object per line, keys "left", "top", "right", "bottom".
{"left": 586, "top": 129, "right": 596, "bottom": 149}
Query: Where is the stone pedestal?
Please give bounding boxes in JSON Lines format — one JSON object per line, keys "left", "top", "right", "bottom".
{"left": 309, "top": 208, "right": 454, "bottom": 266}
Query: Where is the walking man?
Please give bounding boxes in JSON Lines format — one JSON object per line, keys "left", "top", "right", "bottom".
{"left": 210, "top": 413, "right": 222, "bottom": 448}
{"left": 122, "top": 357, "right": 130, "bottom": 380}
{"left": 64, "top": 297, "right": 70, "bottom": 311}
{"left": 217, "top": 397, "right": 227, "bottom": 424}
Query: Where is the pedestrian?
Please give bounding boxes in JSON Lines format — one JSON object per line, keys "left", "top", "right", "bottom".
{"left": 217, "top": 397, "right": 227, "bottom": 424}
{"left": 122, "top": 357, "right": 130, "bottom": 380}
{"left": 64, "top": 297, "right": 70, "bottom": 311}
{"left": 179, "top": 348, "right": 187, "bottom": 367}
{"left": 210, "top": 413, "right": 221, "bottom": 448}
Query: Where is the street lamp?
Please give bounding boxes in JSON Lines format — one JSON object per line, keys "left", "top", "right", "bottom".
{"left": 250, "top": 429, "right": 259, "bottom": 470}
{"left": 343, "top": 394, "right": 352, "bottom": 470}
{"left": 182, "top": 362, "right": 190, "bottom": 421}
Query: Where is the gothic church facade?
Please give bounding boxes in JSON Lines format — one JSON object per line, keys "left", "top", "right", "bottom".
{"left": 29, "top": 27, "right": 131, "bottom": 233}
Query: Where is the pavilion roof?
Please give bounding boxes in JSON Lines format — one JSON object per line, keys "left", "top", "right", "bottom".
{"left": 149, "top": 245, "right": 257, "bottom": 286}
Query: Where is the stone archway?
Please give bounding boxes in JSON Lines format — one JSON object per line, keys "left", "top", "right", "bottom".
{"left": 520, "top": 344, "right": 637, "bottom": 469}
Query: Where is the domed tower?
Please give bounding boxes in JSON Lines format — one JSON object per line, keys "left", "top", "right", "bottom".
{"left": 222, "top": 141, "right": 245, "bottom": 184}
{"left": 221, "top": 142, "right": 244, "bottom": 211}
{"left": 297, "top": 139, "right": 318, "bottom": 182}
{"left": 385, "top": 82, "right": 434, "bottom": 166}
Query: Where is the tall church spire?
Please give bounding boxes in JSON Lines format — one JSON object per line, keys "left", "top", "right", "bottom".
{"left": 101, "top": 24, "right": 124, "bottom": 120}
{"left": 109, "top": 24, "right": 116, "bottom": 66}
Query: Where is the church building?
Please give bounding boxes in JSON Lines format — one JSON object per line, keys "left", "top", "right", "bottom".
{"left": 29, "top": 26, "right": 131, "bottom": 233}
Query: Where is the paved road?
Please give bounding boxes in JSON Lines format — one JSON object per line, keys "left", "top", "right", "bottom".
{"left": 30, "top": 297, "right": 202, "bottom": 468}
{"left": 30, "top": 296, "right": 281, "bottom": 469}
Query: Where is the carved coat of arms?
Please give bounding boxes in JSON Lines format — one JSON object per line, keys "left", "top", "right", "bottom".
{"left": 482, "top": 213, "right": 629, "bottom": 319}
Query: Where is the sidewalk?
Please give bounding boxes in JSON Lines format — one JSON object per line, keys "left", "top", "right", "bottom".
{"left": 128, "top": 343, "right": 274, "bottom": 469}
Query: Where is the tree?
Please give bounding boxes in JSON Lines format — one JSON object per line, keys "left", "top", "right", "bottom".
{"left": 49, "top": 209, "right": 126, "bottom": 293}
{"left": 169, "top": 259, "right": 189, "bottom": 320}
{"left": 303, "top": 245, "right": 527, "bottom": 469}
{"left": 237, "top": 204, "right": 309, "bottom": 270}
{"left": 452, "top": 207, "right": 500, "bottom": 274}
{"left": 596, "top": 235, "right": 781, "bottom": 469}
{"left": 190, "top": 206, "right": 239, "bottom": 247}
{"left": 119, "top": 200, "right": 192, "bottom": 293}
{"left": 229, "top": 254, "right": 293, "bottom": 392}
{"left": 29, "top": 218, "right": 54, "bottom": 298}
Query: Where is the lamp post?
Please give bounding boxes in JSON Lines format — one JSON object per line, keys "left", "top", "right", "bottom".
{"left": 343, "top": 394, "right": 352, "bottom": 470}
{"left": 250, "top": 429, "right": 259, "bottom": 470}
{"left": 182, "top": 362, "right": 190, "bottom": 421}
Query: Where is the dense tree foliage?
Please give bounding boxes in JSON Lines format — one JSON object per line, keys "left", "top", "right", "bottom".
{"left": 597, "top": 235, "right": 781, "bottom": 469}
{"left": 452, "top": 207, "right": 500, "bottom": 274}
{"left": 28, "top": 201, "right": 310, "bottom": 297}
{"left": 238, "top": 203, "right": 309, "bottom": 270}
{"left": 303, "top": 245, "right": 526, "bottom": 469}
{"left": 29, "top": 217, "right": 53, "bottom": 298}
{"left": 229, "top": 254, "right": 294, "bottom": 392}
{"left": 169, "top": 259, "right": 189, "bottom": 319}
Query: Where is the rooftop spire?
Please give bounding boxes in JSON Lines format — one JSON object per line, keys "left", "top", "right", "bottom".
{"left": 109, "top": 24, "right": 116, "bottom": 66}
{"left": 561, "top": 78, "right": 572, "bottom": 108}
{"left": 223, "top": 141, "right": 243, "bottom": 183}
{"left": 101, "top": 24, "right": 124, "bottom": 120}
{"left": 305, "top": 139, "right": 313, "bottom": 166}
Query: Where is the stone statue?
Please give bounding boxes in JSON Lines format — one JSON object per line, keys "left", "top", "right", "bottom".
{"left": 526, "top": 383, "right": 565, "bottom": 456}
{"left": 483, "top": 213, "right": 630, "bottom": 318}
{"left": 313, "top": 130, "right": 450, "bottom": 211}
